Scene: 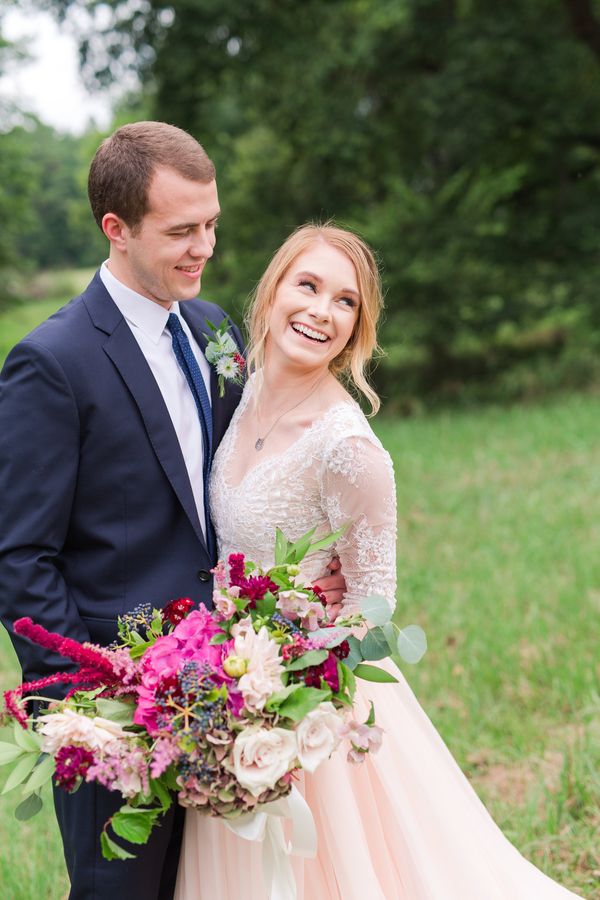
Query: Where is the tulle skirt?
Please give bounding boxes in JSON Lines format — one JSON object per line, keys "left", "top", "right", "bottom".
{"left": 174, "top": 661, "right": 581, "bottom": 899}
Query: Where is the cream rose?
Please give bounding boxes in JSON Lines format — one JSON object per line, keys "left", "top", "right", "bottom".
{"left": 38, "top": 708, "right": 128, "bottom": 754}
{"left": 231, "top": 726, "right": 297, "bottom": 797}
{"left": 295, "top": 702, "right": 344, "bottom": 773}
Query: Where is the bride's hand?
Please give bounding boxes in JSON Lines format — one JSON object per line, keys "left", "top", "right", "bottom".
{"left": 315, "top": 556, "right": 346, "bottom": 621}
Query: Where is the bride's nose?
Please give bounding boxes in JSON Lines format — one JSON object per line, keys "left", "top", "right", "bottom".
{"left": 307, "top": 294, "right": 332, "bottom": 322}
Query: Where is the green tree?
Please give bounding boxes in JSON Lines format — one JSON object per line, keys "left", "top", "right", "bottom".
{"left": 35, "top": 0, "right": 600, "bottom": 401}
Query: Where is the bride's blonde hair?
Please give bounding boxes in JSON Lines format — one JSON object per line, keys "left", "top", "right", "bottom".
{"left": 245, "top": 223, "right": 383, "bottom": 415}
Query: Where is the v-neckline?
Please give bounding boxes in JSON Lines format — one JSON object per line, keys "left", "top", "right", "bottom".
{"left": 219, "top": 377, "right": 356, "bottom": 491}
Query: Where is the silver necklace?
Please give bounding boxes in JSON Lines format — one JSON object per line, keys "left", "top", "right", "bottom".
{"left": 254, "top": 374, "right": 327, "bottom": 451}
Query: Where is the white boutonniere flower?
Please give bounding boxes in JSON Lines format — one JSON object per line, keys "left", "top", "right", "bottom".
{"left": 204, "top": 317, "right": 246, "bottom": 397}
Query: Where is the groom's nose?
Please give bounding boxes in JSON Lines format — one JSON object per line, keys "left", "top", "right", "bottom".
{"left": 189, "top": 228, "right": 215, "bottom": 259}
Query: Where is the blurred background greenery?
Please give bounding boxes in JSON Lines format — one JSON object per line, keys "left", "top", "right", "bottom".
{"left": 2, "top": 0, "right": 600, "bottom": 410}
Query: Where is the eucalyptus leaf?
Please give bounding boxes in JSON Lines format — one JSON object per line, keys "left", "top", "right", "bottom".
{"left": 13, "top": 723, "right": 41, "bottom": 753}
{"left": 396, "top": 625, "right": 428, "bottom": 664}
{"left": 0, "top": 742, "right": 26, "bottom": 766}
{"left": 95, "top": 699, "right": 135, "bottom": 726}
{"left": 361, "top": 595, "right": 393, "bottom": 626}
{"left": 277, "top": 687, "right": 331, "bottom": 722}
{"left": 345, "top": 636, "right": 363, "bottom": 670}
{"left": 101, "top": 831, "right": 136, "bottom": 861}
{"left": 1, "top": 753, "right": 39, "bottom": 795}
{"left": 353, "top": 663, "right": 398, "bottom": 683}
{"left": 360, "top": 627, "right": 390, "bottom": 661}
{"left": 21, "top": 753, "right": 55, "bottom": 795}
{"left": 14, "top": 791, "right": 43, "bottom": 821}
{"left": 285, "top": 649, "right": 328, "bottom": 671}
{"left": 382, "top": 622, "right": 397, "bottom": 654}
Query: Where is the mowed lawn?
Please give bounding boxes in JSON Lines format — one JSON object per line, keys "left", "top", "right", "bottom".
{"left": 0, "top": 286, "right": 598, "bottom": 898}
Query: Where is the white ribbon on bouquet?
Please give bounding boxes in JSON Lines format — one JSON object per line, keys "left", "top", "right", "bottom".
{"left": 224, "top": 785, "right": 317, "bottom": 900}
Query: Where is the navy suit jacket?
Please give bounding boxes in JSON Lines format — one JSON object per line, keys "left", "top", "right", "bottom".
{"left": 0, "top": 271, "right": 244, "bottom": 687}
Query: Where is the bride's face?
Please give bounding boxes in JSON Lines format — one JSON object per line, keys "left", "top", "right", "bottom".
{"left": 266, "top": 242, "right": 360, "bottom": 372}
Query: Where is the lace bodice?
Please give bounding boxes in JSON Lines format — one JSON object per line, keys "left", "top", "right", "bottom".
{"left": 209, "top": 377, "right": 397, "bottom": 611}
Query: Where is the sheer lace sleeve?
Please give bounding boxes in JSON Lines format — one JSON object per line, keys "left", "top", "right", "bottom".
{"left": 320, "top": 434, "right": 397, "bottom": 613}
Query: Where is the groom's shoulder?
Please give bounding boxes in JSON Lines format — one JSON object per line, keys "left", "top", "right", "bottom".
{"left": 13, "top": 271, "right": 107, "bottom": 356}
{"left": 187, "top": 296, "right": 231, "bottom": 328}
{"left": 186, "top": 296, "right": 244, "bottom": 350}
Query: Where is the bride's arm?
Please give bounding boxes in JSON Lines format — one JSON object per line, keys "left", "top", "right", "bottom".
{"left": 320, "top": 435, "right": 397, "bottom": 614}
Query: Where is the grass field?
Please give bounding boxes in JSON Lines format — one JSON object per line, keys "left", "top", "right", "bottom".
{"left": 0, "top": 283, "right": 598, "bottom": 898}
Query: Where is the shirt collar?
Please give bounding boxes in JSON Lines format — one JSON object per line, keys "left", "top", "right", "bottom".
{"left": 100, "top": 261, "right": 182, "bottom": 345}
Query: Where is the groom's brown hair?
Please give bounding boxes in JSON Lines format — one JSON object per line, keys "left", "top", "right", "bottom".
{"left": 88, "top": 121, "right": 215, "bottom": 233}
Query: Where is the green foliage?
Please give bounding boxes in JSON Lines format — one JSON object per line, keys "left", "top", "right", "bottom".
{"left": 353, "top": 663, "right": 398, "bottom": 683}
{"left": 36, "top": 0, "right": 600, "bottom": 403}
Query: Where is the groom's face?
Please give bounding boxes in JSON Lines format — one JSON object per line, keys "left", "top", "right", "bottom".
{"left": 114, "top": 166, "right": 220, "bottom": 308}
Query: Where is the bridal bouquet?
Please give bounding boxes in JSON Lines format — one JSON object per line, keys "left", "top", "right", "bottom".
{"left": 0, "top": 527, "right": 425, "bottom": 861}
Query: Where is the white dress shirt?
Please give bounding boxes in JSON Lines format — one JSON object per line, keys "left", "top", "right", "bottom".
{"left": 100, "top": 262, "right": 212, "bottom": 538}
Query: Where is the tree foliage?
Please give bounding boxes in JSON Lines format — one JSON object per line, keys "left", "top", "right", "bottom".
{"left": 28, "top": 0, "right": 600, "bottom": 401}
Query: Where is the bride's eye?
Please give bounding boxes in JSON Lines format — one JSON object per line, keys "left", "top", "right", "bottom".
{"left": 338, "top": 296, "right": 356, "bottom": 308}
{"left": 299, "top": 280, "right": 317, "bottom": 292}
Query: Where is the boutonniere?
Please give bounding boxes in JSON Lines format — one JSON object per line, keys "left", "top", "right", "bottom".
{"left": 204, "top": 317, "right": 246, "bottom": 398}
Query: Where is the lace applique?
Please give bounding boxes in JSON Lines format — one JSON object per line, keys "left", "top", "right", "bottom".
{"left": 324, "top": 441, "right": 367, "bottom": 486}
{"left": 209, "top": 377, "right": 398, "bottom": 611}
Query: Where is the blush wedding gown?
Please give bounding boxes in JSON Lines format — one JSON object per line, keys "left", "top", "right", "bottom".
{"left": 174, "top": 376, "right": 581, "bottom": 899}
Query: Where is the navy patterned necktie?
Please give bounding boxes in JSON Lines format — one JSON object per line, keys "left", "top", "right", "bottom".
{"left": 166, "top": 312, "right": 215, "bottom": 558}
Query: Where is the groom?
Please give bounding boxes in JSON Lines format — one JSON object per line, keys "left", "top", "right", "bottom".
{"left": 0, "top": 122, "right": 344, "bottom": 899}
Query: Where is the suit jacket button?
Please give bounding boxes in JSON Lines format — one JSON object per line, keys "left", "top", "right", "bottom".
{"left": 197, "top": 569, "right": 211, "bottom": 583}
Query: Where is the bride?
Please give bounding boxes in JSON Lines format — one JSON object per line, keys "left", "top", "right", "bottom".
{"left": 175, "top": 224, "right": 580, "bottom": 898}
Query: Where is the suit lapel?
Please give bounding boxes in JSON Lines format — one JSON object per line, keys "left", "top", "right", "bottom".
{"left": 180, "top": 305, "right": 245, "bottom": 453}
{"left": 83, "top": 275, "right": 209, "bottom": 555}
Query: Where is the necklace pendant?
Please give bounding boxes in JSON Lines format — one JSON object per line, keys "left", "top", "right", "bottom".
{"left": 255, "top": 438, "right": 265, "bottom": 451}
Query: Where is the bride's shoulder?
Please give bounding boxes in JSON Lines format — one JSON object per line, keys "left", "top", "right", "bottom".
{"left": 319, "top": 399, "right": 393, "bottom": 474}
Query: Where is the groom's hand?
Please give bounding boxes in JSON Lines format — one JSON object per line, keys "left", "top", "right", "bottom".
{"left": 316, "top": 556, "right": 346, "bottom": 620}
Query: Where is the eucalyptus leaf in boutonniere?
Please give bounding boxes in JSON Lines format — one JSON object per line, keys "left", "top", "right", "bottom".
{"left": 204, "top": 318, "right": 246, "bottom": 397}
